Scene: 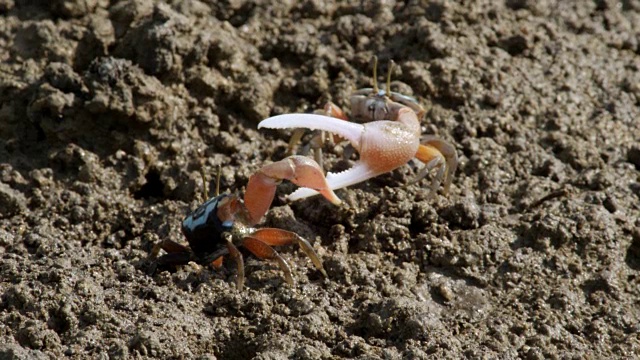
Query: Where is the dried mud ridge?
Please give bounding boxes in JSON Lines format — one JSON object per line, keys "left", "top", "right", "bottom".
{"left": 1, "top": 1, "right": 639, "bottom": 359}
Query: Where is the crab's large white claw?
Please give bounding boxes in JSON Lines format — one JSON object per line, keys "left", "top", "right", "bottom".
{"left": 260, "top": 113, "right": 421, "bottom": 203}
{"left": 259, "top": 114, "right": 364, "bottom": 149}
{"left": 259, "top": 114, "right": 372, "bottom": 201}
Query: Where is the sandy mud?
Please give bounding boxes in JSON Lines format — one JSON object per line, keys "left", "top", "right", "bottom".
{"left": 1, "top": 1, "right": 639, "bottom": 359}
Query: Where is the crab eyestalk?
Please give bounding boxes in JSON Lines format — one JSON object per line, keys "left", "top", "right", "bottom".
{"left": 372, "top": 56, "right": 395, "bottom": 95}
{"left": 386, "top": 60, "right": 395, "bottom": 94}
{"left": 372, "top": 55, "right": 379, "bottom": 93}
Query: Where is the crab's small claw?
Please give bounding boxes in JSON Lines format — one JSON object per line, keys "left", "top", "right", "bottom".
{"left": 244, "top": 155, "right": 340, "bottom": 225}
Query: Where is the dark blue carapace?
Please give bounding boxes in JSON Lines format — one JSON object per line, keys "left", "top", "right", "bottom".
{"left": 181, "top": 194, "right": 233, "bottom": 260}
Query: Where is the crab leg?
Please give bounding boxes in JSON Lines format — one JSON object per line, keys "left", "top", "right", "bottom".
{"left": 148, "top": 239, "right": 193, "bottom": 274}
{"left": 224, "top": 234, "right": 245, "bottom": 290}
{"left": 242, "top": 237, "right": 295, "bottom": 286}
{"left": 286, "top": 102, "right": 351, "bottom": 168}
{"left": 259, "top": 112, "right": 420, "bottom": 201}
{"left": 287, "top": 102, "right": 349, "bottom": 154}
{"left": 250, "top": 228, "right": 327, "bottom": 277}
{"left": 210, "top": 256, "right": 224, "bottom": 269}
{"left": 152, "top": 239, "right": 191, "bottom": 256}
{"left": 415, "top": 137, "right": 458, "bottom": 194}
{"left": 243, "top": 155, "right": 341, "bottom": 226}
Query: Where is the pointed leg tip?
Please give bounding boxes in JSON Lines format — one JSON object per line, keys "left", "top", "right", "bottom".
{"left": 235, "top": 278, "right": 245, "bottom": 291}
{"left": 321, "top": 189, "right": 342, "bottom": 205}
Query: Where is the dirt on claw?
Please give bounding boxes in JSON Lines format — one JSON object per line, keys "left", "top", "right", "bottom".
{"left": 1, "top": 1, "right": 639, "bottom": 359}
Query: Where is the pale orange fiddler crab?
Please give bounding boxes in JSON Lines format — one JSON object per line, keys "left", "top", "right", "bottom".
{"left": 258, "top": 58, "right": 458, "bottom": 201}
{"left": 151, "top": 156, "right": 339, "bottom": 290}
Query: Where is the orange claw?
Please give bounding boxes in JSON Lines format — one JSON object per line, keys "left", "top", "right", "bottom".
{"left": 244, "top": 155, "right": 341, "bottom": 225}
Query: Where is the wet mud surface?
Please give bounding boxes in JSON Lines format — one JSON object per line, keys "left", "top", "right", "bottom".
{"left": 1, "top": 1, "right": 639, "bottom": 359}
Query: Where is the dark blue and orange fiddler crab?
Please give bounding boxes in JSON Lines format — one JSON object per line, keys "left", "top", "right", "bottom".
{"left": 150, "top": 156, "right": 339, "bottom": 290}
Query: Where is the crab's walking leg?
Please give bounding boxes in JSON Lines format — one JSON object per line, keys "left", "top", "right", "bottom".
{"left": 243, "top": 237, "right": 295, "bottom": 286}
{"left": 287, "top": 129, "right": 306, "bottom": 155}
{"left": 224, "top": 233, "right": 245, "bottom": 290}
{"left": 250, "top": 228, "right": 327, "bottom": 277}
{"left": 312, "top": 103, "right": 350, "bottom": 168}
{"left": 287, "top": 102, "right": 350, "bottom": 168}
{"left": 244, "top": 155, "right": 341, "bottom": 225}
{"left": 152, "top": 239, "right": 190, "bottom": 257}
{"left": 149, "top": 240, "right": 193, "bottom": 274}
{"left": 414, "top": 137, "right": 458, "bottom": 195}
{"left": 210, "top": 256, "right": 224, "bottom": 269}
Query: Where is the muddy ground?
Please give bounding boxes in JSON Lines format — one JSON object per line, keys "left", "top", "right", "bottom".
{"left": 0, "top": 0, "right": 639, "bottom": 359}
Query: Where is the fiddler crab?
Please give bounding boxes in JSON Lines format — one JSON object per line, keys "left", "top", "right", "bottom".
{"left": 151, "top": 57, "right": 457, "bottom": 290}
{"left": 259, "top": 56, "right": 458, "bottom": 202}
{"left": 150, "top": 158, "right": 337, "bottom": 290}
